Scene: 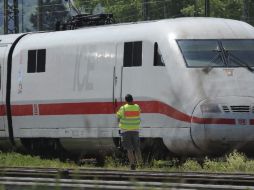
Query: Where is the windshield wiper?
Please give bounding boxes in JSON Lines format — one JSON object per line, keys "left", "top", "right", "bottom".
{"left": 225, "top": 50, "right": 254, "bottom": 72}
{"left": 202, "top": 50, "right": 223, "bottom": 73}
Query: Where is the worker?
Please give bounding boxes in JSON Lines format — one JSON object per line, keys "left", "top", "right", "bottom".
{"left": 116, "top": 94, "right": 142, "bottom": 170}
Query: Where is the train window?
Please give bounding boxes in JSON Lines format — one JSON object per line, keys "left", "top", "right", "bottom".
{"left": 37, "top": 49, "right": 46, "bottom": 72}
{"left": 154, "top": 42, "right": 165, "bottom": 66}
{"left": 177, "top": 40, "right": 224, "bottom": 67}
{"left": 27, "top": 49, "right": 46, "bottom": 73}
{"left": 27, "top": 50, "right": 36, "bottom": 73}
{"left": 124, "top": 42, "right": 133, "bottom": 67}
{"left": 123, "top": 41, "right": 142, "bottom": 67}
{"left": 221, "top": 40, "right": 254, "bottom": 67}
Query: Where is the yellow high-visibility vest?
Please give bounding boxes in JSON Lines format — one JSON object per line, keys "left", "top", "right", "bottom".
{"left": 117, "top": 103, "right": 141, "bottom": 131}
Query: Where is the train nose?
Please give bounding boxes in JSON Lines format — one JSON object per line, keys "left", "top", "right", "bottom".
{"left": 190, "top": 97, "right": 254, "bottom": 155}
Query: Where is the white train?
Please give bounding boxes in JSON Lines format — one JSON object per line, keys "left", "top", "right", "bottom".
{"left": 0, "top": 17, "right": 254, "bottom": 157}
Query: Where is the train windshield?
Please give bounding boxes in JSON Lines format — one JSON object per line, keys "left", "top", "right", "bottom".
{"left": 221, "top": 40, "right": 254, "bottom": 67}
{"left": 177, "top": 39, "right": 254, "bottom": 69}
{"left": 177, "top": 40, "right": 224, "bottom": 67}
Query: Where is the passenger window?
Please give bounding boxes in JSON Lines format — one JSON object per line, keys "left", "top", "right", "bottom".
{"left": 154, "top": 42, "right": 165, "bottom": 66}
{"left": 123, "top": 41, "right": 142, "bottom": 67}
{"left": 27, "top": 50, "right": 36, "bottom": 73}
{"left": 27, "top": 49, "right": 46, "bottom": 73}
{"left": 37, "top": 49, "right": 46, "bottom": 72}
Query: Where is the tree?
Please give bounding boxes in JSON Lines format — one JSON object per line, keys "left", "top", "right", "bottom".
{"left": 75, "top": 0, "right": 195, "bottom": 22}
{"left": 181, "top": 0, "right": 242, "bottom": 20}
{"left": 0, "top": 1, "right": 3, "bottom": 33}
{"left": 248, "top": 0, "right": 254, "bottom": 25}
{"left": 30, "top": 0, "right": 69, "bottom": 31}
{"left": 75, "top": 0, "right": 253, "bottom": 26}
{"left": 75, "top": 0, "right": 142, "bottom": 23}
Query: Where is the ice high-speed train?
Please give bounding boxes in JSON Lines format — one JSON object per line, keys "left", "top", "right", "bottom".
{"left": 0, "top": 17, "right": 254, "bottom": 157}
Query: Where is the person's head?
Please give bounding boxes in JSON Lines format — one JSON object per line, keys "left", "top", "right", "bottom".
{"left": 125, "top": 94, "right": 133, "bottom": 103}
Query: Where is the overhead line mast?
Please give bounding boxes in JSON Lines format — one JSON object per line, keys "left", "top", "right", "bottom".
{"left": 242, "top": 0, "right": 249, "bottom": 22}
{"left": 4, "top": 0, "right": 19, "bottom": 34}
{"left": 37, "top": 0, "right": 43, "bottom": 31}
{"left": 205, "top": 0, "right": 210, "bottom": 17}
{"left": 143, "top": 0, "right": 149, "bottom": 20}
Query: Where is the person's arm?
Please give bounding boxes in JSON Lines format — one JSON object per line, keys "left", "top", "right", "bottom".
{"left": 116, "top": 106, "right": 123, "bottom": 122}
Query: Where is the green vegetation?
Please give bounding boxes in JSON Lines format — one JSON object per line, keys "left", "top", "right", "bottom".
{"left": 0, "top": 151, "right": 76, "bottom": 168}
{"left": 30, "top": 0, "right": 68, "bottom": 31}
{"left": 75, "top": 0, "right": 254, "bottom": 26}
{"left": 1, "top": 150, "right": 254, "bottom": 173}
{"left": 104, "top": 150, "right": 254, "bottom": 173}
{"left": 150, "top": 151, "right": 254, "bottom": 172}
{"left": 2, "top": 0, "right": 254, "bottom": 34}
{"left": 181, "top": 0, "right": 242, "bottom": 19}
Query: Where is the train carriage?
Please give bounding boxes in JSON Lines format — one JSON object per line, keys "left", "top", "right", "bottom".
{"left": 0, "top": 17, "right": 254, "bottom": 157}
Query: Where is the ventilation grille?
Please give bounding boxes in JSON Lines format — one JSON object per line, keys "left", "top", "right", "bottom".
{"left": 230, "top": 106, "right": 250, "bottom": 113}
{"left": 222, "top": 105, "right": 230, "bottom": 113}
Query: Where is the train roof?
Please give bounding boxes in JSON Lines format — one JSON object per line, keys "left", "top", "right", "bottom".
{"left": 44, "top": 17, "right": 254, "bottom": 41}
{"left": 0, "top": 33, "right": 24, "bottom": 44}
{"left": 163, "top": 17, "right": 254, "bottom": 39}
{"left": 2, "top": 17, "right": 254, "bottom": 48}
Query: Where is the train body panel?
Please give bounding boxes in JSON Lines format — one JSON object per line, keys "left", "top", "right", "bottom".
{"left": 0, "top": 34, "right": 25, "bottom": 150}
{"left": 0, "top": 18, "right": 254, "bottom": 156}
{"left": 0, "top": 34, "right": 25, "bottom": 135}
{"left": 0, "top": 45, "right": 7, "bottom": 133}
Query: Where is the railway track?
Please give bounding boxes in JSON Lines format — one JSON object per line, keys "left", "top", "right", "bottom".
{"left": 0, "top": 167, "right": 254, "bottom": 189}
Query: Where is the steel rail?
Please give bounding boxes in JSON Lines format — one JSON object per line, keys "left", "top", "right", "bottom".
{"left": 0, "top": 176, "right": 253, "bottom": 190}
{"left": 0, "top": 167, "right": 254, "bottom": 189}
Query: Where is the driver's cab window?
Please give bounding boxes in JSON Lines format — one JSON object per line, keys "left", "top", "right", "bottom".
{"left": 154, "top": 42, "right": 165, "bottom": 66}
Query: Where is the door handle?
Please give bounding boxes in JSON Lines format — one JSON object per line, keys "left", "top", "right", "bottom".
{"left": 114, "top": 76, "right": 118, "bottom": 85}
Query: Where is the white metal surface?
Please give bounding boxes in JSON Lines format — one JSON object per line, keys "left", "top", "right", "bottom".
{"left": 0, "top": 18, "right": 254, "bottom": 155}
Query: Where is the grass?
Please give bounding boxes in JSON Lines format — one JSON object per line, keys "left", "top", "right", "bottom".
{"left": 0, "top": 150, "right": 254, "bottom": 173}
{"left": 0, "top": 151, "right": 76, "bottom": 168}
{"left": 0, "top": 151, "right": 254, "bottom": 189}
{"left": 202, "top": 151, "right": 254, "bottom": 172}
{"left": 104, "top": 150, "right": 254, "bottom": 173}
{"left": 150, "top": 150, "right": 254, "bottom": 173}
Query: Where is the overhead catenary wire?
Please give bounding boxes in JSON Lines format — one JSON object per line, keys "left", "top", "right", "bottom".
{"left": 118, "top": 4, "right": 168, "bottom": 22}
{"left": 2, "top": 0, "right": 171, "bottom": 11}
{"left": 0, "top": 0, "right": 249, "bottom": 18}
{"left": 0, "top": 0, "right": 252, "bottom": 14}
{"left": 0, "top": 0, "right": 168, "bottom": 18}
{"left": 1, "top": 0, "right": 254, "bottom": 33}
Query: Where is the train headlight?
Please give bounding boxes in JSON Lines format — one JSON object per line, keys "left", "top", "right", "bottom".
{"left": 200, "top": 104, "right": 221, "bottom": 113}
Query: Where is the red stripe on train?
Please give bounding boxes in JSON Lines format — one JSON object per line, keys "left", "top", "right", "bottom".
{"left": 6, "top": 101, "right": 238, "bottom": 125}
{"left": 12, "top": 105, "right": 33, "bottom": 116}
{"left": 192, "top": 117, "right": 235, "bottom": 125}
{"left": 0, "top": 105, "right": 6, "bottom": 116}
{"left": 250, "top": 119, "right": 254, "bottom": 125}
{"left": 39, "top": 102, "right": 114, "bottom": 115}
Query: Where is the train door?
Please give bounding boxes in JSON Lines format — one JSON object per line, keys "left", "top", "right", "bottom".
{"left": 0, "top": 45, "right": 7, "bottom": 132}
{"left": 113, "top": 43, "right": 124, "bottom": 111}
{"left": 112, "top": 43, "right": 124, "bottom": 146}
{"left": 113, "top": 41, "right": 143, "bottom": 109}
